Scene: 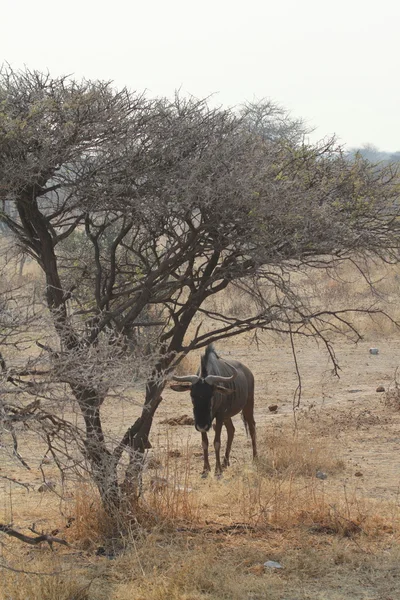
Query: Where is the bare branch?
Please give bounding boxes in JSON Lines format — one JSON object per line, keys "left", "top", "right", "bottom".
{"left": 0, "top": 524, "right": 69, "bottom": 548}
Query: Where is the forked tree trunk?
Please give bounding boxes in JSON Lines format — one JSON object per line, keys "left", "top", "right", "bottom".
{"left": 70, "top": 383, "right": 121, "bottom": 512}
{"left": 118, "top": 336, "right": 193, "bottom": 500}
{"left": 120, "top": 378, "right": 165, "bottom": 500}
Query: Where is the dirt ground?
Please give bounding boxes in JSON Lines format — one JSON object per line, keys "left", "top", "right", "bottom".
{"left": 154, "top": 334, "right": 400, "bottom": 504}
{"left": 2, "top": 333, "right": 400, "bottom": 599}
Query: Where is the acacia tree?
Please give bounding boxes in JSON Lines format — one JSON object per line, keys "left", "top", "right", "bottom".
{"left": 1, "top": 67, "right": 399, "bottom": 511}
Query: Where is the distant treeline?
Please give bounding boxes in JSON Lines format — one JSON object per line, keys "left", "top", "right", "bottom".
{"left": 347, "top": 144, "right": 400, "bottom": 163}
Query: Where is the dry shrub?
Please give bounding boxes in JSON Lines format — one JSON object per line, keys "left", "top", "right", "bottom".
{"left": 69, "top": 451, "right": 200, "bottom": 546}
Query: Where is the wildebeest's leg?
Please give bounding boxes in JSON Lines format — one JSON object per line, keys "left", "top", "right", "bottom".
{"left": 201, "top": 432, "right": 211, "bottom": 477}
{"left": 242, "top": 399, "right": 257, "bottom": 459}
{"left": 247, "top": 418, "right": 257, "bottom": 459}
{"left": 214, "top": 416, "right": 224, "bottom": 476}
{"left": 223, "top": 418, "right": 235, "bottom": 468}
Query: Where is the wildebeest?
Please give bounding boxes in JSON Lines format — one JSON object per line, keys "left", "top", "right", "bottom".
{"left": 171, "top": 344, "right": 257, "bottom": 476}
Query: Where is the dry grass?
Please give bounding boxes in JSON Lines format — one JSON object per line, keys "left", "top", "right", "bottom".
{"left": 3, "top": 531, "right": 400, "bottom": 600}
{"left": 3, "top": 524, "right": 400, "bottom": 600}
{"left": 306, "top": 260, "right": 400, "bottom": 338}
{"left": 198, "top": 259, "right": 400, "bottom": 342}
{"left": 3, "top": 421, "right": 400, "bottom": 600}
{"left": 0, "top": 555, "right": 92, "bottom": 600}
{"left": 256, "top": 425, "right": 345, "bottom": 477}
{"left": 66, "top": 483, "right": 120, "bottom": 550}
{"left": 98, "top": 533, "right": 286, "bottom": 600}
{"left": 141, "top": 442, "right": 200, "bottom": 527}
{"left": 64, "top": 423, "right": 382, "bottom": 540}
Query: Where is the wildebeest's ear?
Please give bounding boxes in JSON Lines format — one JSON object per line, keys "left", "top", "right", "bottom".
{"left": 170, "top": 383, "right": 192, "bottom": 392}
{"left": 215, "top": 385, "right": 234, "bottom": 395}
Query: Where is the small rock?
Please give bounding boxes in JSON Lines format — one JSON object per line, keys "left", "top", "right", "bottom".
{"left": 168, "top": 449, "right": 182, "bottom": 458}
{"left": 65, "top": 517, "right": 75, "bottom": 529}
{"left": 376, "top": 385, "right": 385, "bottom": 393}
{"left": 316, "top": 471, "right": 328, "bottom": 480}
{"left": 369, "top": 348, "right": 379, "bottom": 355}
{"left": 95, "top": 546, "right": 116, "bottom": 559}
{"left": 147, "top": 457, "right": 162, "bottom": 469}
{"left": 247, "top": 564, "right": 264, "bottom": 575}
{"left": 175, "top": 484, "right": 193, "bottom": 492}
{"left": 354, "top": 471, "right": 363, "bottom": 477}
{"left": 37, "top": 481, "right": 56, "bottom": 493}
{"left": 264, "top": 560, "right": 283, "bottom": 570}
{"left": 268, "top": 404, "right": 278, "bottom": 412}
{"left": 150, "top": 476, "right": 169, "bottom": 491}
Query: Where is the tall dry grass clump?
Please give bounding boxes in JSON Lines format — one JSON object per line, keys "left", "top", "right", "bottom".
{"left": 67, "top": 447, "right": 200, "bottom": 549}
{"left": 67, "top": 482, "right": 120, "bottom": 550}
{"left": 256, "top": 425, "right": 345, "bottom": 477}
{"left": 140, "top": 440, "right": 200, "bottom": 528}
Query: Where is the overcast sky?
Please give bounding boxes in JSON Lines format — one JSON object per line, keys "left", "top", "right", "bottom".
{"left": 2, "top": 0, "right": 399, "bottom": 151}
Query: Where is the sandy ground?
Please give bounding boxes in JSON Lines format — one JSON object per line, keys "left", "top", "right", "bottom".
{"left": 2, "top": 334, "right": 400, "bottom": 522}
{"left": 155, "top": 335, "right": 400, "bottom": 501}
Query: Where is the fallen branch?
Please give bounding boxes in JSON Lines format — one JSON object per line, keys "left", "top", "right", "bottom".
{"left": 0, "top": 524, "right": 69, "bottom": 549}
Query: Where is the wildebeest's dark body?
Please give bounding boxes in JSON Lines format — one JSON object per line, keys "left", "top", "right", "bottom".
{"left": 171, "top": 344, "right": 257, "bottom": 476}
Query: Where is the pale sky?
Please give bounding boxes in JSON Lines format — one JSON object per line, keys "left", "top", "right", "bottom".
{"left": 2, "top": 0, "right": 399, "bottom": 151}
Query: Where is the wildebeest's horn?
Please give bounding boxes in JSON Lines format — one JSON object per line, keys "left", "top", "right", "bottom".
{"left": 172, "top": 375, "right": 200, "bottom": 384}
{"left": 204, "top": 374, "right": 233, "bottom": 384}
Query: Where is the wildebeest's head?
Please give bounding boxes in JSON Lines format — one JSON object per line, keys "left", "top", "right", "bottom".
{"left": 171, "top": 371, "right": 235, "bottom": 433}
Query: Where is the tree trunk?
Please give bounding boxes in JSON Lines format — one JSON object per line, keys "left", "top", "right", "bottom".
{"left": 120, "top": 378, "right": 165, "bottom": 499}
{"left": 70, "top": 383, "right": 121, "bottom": 512}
